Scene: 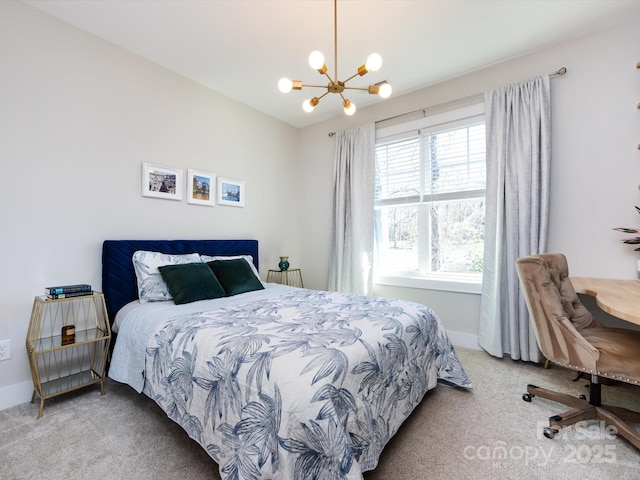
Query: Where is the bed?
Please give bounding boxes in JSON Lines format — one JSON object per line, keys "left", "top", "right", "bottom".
{"left": 103, "top": 239, "right": 471, "bottom": 480}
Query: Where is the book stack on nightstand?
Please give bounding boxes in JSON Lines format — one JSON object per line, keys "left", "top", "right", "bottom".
{"left": 44, "top": 283, "right": 93, "bottom": 300}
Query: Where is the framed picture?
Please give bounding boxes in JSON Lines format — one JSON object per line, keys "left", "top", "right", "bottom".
{"left": 187, "top": 169, "right": 216, "bottom": 206}
{"left": 141, "top": 163, "right": 183, "bottom": 200}
{"left": 217, "top": 177, "right": 245, "bottom": 207}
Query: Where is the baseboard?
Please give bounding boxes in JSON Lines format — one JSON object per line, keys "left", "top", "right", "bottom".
{"left": 447, "top": 330, "right": 481, "bottom": 351}
{"left": 0, "top": 380, "right": 34, "bottom": 411}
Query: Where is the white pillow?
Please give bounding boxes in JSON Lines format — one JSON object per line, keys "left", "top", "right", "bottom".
{"left": 132, "top": 250, "right": 201, "bottom": 302}
{"left": 200, "top": 255, "right": 261, "bottom": 282}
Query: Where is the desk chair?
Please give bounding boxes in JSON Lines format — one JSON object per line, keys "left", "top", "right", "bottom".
{"left": 516, "top": 253, "right": 640, "bottom": 448}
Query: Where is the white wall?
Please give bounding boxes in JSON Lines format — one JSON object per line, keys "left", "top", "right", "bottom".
{"left": 296, "top": 19, "right": 640, "bottom": 347}
{"left": 2, "top": 1, "right": 639, "bottom": 410}
{"left": 0, "top": 1, "right": 300, "bottom": 409}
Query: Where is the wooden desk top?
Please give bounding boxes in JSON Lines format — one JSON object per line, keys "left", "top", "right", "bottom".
{"left": 571, "top": 277, "right": 640, "bottom": 326}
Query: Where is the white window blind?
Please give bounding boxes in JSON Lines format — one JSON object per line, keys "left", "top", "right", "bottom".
{"left": 374, "top": 105, "right": 486, "bottom": 288}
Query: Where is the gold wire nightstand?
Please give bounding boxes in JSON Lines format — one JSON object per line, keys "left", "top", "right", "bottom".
{"left": 266, "top": 269, "right": 304, "bottom": 288}
{"left": 26, "top": 293, "right": 111, "bottom": 418}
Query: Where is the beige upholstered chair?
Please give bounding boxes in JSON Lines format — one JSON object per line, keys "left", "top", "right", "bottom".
{"left": 516, "top": 253, "right": 640, "bottom": 448}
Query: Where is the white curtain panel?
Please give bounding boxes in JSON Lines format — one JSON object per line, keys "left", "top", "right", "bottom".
{"left": 479, "top": 75, "right": 551, "bottom": 362}
{"left": 328, "top": 123, "right": 375, "bottom": 294}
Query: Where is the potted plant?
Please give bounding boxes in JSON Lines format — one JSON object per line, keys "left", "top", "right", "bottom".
{"left": 613, "top": 206, "right": 640, "bottom": 250}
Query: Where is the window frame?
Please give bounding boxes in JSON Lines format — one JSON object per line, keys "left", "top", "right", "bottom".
{"left": 373, "top": 103, "right": 485, "bottom": 294}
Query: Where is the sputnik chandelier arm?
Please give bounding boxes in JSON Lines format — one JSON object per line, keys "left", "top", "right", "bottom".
{"left": 278, "top": 0, "right": 392, "bottom": 116}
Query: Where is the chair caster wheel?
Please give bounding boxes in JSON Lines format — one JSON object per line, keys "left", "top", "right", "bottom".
{"left": 543, "top": 427, "right": 558, "bottom": 439}
{"left": 523, "top": 393, "right": 533, "bottom": 402}
{"left": 572, "top": 372, "right": 585, "bottom": 382}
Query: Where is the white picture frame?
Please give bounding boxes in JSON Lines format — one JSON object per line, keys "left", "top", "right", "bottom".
{"left": 217, "top": 177, "right": 245, "bottom": 207}
{"left": 141, "top": 163, "right": 183, "bottom": 200}
{"left": 187, "top": 169, "right": 216, "bottom": 206}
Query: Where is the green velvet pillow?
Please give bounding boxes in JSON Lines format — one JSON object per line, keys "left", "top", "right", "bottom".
{"left": 158, "top": 262, "right": 226, "bottom": 305}
{"left": 207, "top": 258, "right": 264, "bottom": 296}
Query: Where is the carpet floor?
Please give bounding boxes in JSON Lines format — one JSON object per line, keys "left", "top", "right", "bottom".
{"left": 2, "top": 347, "right": 640, "bottom": 479}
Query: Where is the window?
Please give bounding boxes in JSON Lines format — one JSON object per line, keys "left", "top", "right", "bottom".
{"left": 374, "top": 104, "right": 485, "bottom": 293}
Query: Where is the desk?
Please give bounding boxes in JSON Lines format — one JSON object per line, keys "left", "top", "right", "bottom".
{"left": 571, "top": 277, "right": 640, "bottom": 326}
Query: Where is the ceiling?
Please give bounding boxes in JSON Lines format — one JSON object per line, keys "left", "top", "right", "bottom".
{"left": 23, "top": 0, "right": 640, "bottom": 128}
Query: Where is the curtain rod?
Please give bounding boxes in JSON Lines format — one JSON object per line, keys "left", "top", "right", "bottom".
{"left": 328, "top": 66, "right": 567, "bottom": 137}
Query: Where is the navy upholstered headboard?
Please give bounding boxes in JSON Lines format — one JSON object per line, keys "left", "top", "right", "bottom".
{"left": 102, "top": 239, "right": 259, "bottom": 321}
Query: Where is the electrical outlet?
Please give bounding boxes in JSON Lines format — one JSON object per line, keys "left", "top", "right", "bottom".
{"left": 0, "top": 339, "right": 11, "bottom": 361}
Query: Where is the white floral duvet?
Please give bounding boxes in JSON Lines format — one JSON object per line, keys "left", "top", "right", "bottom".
{"left": 109, "top": 284, "right": 471, "bottom": 480}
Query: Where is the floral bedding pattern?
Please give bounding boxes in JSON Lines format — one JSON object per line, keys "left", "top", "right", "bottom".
{"left": 140, "top": 288, "right": 471, "bottom": 480}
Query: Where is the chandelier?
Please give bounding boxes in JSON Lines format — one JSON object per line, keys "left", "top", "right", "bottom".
{"left": 277, "top": 0, "right": 392, "bottom": 116}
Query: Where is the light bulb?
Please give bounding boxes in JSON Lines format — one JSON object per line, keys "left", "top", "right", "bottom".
{"left": 303, "top": 97, "right": 319, "bottom": 113}
{"left": 303, "top": 100, "right": 315, "bottom": 113}
{"left": 365, "top": 53, "right": 382, "bottom": 72}
{"left": 308, "top": 51, "right": 325, "bottom": 70}
{"left": 378, "top": 82, "right": 392, "bottom": 99}
{"left": 343, "top": 100, "right": 356, "bottom": 116}
{"left": 278, "top": 78, "right": 293, "bottom": 93}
